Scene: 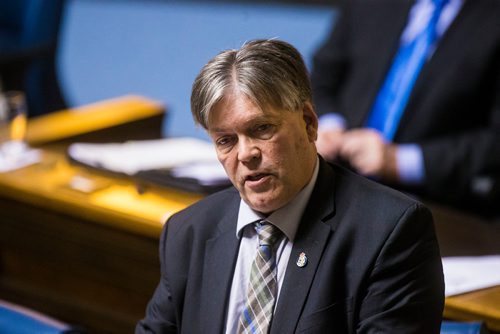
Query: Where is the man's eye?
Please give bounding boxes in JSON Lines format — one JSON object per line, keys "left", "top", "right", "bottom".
{"left": 254, "top": 124, "right": 276, "bottom": 138}
{"left": 216, "top": 136, "right": 234, "bottom": 148}
{"left": 256, "top": 124, "right": 271, "bottom": 132}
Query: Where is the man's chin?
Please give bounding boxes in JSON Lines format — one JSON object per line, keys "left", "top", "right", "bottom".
{"left": 243, "top": 193, "right": 284, "bottom": 215}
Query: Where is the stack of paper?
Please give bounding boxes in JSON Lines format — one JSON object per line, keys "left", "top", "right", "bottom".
{"left": 68, "top": 137, "right": 229, "bottom": 189}
{"left": 442, "top": 255, "right": 500, "bottom": 296}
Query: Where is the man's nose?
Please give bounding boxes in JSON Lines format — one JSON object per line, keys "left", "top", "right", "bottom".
{"left": 237, "top": 138, "right": 260, "bottom": 163}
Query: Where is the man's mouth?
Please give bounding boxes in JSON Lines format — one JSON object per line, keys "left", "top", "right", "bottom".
{"left": 246, "top": 173, "right": 267, "bottom": 182}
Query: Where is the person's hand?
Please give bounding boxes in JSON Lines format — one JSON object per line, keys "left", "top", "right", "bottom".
{"left": 338, "top": 128, "right": 398, "bottom": 181}
{"left": 316, "top": 127, "right": 345, "bottom": 161}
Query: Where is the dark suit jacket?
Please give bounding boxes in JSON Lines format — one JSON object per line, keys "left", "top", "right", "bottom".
{"left": 311, "top": 0, "right": 500, "bottom": 212}
{"left": 136, "top": 159, "right": 444, "bottom": 333}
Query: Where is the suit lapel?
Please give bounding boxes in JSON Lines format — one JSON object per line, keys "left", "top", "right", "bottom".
{"left": 200, "top": 197, "right": 240, "bottom": 333}
{"left": 271, "top": 158, "right": 338, "bottom": 334}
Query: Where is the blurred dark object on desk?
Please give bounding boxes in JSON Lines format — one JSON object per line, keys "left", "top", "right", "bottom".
{"left": 134, "top": 167, "right": 231, "bottom": 194}
{"left": 427, "top": 172, "right": 500, "bottom": 220}
{"left": 0, "top": 0, "right": 67, "bottom": 117}
{"left": 425, "top": 172, "right": 500, "bottom": 219}
{"left": 430, "top": 202, "right": 500, "bottom": 258}
{"left": 421, "top": 172, "right": 500, "bottom": 219}
{"left": 467, "top": 173, "right": 500, "bottom": 218}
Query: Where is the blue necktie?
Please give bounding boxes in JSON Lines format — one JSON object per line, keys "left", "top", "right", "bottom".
{"left": 366, "top": 0, "right": 449, "bottom": 141}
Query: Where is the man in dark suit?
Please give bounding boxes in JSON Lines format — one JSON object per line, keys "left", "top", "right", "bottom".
{"left": 136, "top": 39, "right": 444, "bottom": 333}
{"left": 312, "top": 0, "right": 500, "bottom": 214}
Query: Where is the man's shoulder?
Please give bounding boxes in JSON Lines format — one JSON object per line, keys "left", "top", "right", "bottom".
{"left": 166, "top": 186, "right": 240, "bottom": 230}
{"left": 330, "top": 162, "right": 425, "bottom": 213}
{"left": 327, "top": 163, "right": 434, "bottom": 247}
{"left": 176, "top": 185, "right": 239, "bottom": 215}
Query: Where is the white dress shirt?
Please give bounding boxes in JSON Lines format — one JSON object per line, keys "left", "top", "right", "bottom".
{"left": 224, "top": 158, "right": 320, "bottom": 334}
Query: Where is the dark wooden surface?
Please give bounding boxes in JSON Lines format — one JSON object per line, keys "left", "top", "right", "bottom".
{"left": 0, "top": 197, "right": 160, "bottom": 333}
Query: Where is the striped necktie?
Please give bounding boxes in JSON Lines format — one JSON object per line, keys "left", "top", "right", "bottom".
{"left": 366, "top": 0, "right": 449, "bottom": 140}
{"left": 238, "top": 222, "right": 282, "bottom": 334}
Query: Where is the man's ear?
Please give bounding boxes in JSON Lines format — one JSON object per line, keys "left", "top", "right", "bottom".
{"left": 302, "top": 101, "right": 318, "bottom": 142}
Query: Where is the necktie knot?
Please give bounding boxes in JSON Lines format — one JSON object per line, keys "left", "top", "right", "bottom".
{"left": 255, "top": 222, "right": 282, "bottom": 247}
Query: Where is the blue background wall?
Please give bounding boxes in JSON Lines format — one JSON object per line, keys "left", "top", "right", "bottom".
{"left": 57, "top": 0, "right": 336, "bottom": 140}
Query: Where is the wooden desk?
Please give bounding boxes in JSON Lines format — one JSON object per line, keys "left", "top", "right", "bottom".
{"left": 0, "top": 97, "right": 201, "bottom": 333}
{"left": 0, "top": 149, "right": 201, "bottom": 333}
{"left": 445, "top": 286, "right": 500, "bottom": 332}
{"left": 431, "top": 204, "right": 500, "bottom": 332}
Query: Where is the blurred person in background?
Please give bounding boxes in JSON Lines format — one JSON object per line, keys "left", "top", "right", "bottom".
{"left": 312, "top": 0, "right": 500, "bottom": 216}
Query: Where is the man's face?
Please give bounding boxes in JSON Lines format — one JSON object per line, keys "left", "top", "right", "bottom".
{"left": 208, "top": 93, "right": 318, "bottom": 214}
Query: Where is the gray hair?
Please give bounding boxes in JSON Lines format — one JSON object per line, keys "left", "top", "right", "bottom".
{"left": 190, "top": 39, "right": 312, "bottom": 129}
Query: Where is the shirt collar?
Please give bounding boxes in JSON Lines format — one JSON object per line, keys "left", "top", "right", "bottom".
{"left": 236, "top": 157, "right": 320, "bottom": 241}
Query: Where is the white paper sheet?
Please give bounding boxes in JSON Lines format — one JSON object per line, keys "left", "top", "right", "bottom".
{"left": 68, "top": 137, "right": 220, "bottom": 173}
{"left": 442, "top": 255, "right": 500, "bottom": 296}
{"left": 67, "top": 137, "right": 229, "bottom": 185}
{"left": 0, "top": 143, "right": 41, "bottom": 173}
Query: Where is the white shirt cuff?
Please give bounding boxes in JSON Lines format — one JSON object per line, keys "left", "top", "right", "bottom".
{"left": 318, "top": 113, "right": 346, "bottom": 131}
{"left": 396, "top": 144, "right": 425, "bottom": 185}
